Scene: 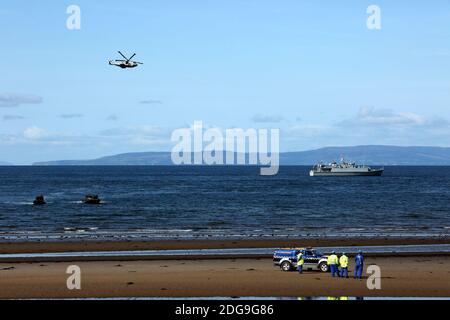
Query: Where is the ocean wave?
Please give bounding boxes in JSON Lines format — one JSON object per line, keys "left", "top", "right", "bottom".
{"left": 63, "top": 227, "right": 99, "bottom": 233}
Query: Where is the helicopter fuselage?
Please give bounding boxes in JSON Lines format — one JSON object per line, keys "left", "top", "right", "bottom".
{"left": 109, "top": 52, "right": 143, "bottom": 69}
{"left": 109, "top": 60, "right": 138, "bottom": 68}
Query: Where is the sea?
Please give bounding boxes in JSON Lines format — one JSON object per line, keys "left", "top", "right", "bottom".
{"left": 0, "top": 166, "right": 449, "bottom": 241}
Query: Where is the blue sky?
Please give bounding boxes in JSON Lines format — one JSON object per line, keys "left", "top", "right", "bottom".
{"left": 1, "top": 0, "right": 450, "bottom": 164}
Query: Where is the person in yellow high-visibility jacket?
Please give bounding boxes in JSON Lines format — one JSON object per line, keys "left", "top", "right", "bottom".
{"left": 327, "top": 251, "right": 339, "bottom": 277}
{"left": 296, "top": 252, "right": 304, "bottom": 274}
{"left": 339, "top": 253, "right": 349, "bottom": 278}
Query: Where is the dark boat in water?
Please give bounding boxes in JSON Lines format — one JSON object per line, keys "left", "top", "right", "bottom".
{"left": 33, "top": 195, "right": 46, "bottom": 205}
{"left": 83, "top": 195, "right": 101, "bottom": 204}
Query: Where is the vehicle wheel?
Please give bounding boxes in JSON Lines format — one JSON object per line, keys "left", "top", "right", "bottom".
{"left": 280, "top": 261, "right": 292, "bottom": 272}
{"left": 319, "top": 262, "right": 328, "bottom": 272}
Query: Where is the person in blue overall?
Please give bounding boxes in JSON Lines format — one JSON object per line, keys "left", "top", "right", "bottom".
{"left": 354, "top": 250, "right": 364, "bottom": 279}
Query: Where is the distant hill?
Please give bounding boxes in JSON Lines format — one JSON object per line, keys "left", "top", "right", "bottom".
{"left": 33, "top": 152, "right": 172, "bottom": 166}
{"left": 32, "top": 145, "right": 450, "bottom": 166}
{"left": 0, "top": 161, "right": 13, "bottom": 166}
{"left": 281, "top": 145, "right": 450, "bottom": 165}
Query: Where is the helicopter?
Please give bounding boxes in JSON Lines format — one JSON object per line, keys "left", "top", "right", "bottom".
{"left": 109, "top": 51, "right": 143, "bottom": 69}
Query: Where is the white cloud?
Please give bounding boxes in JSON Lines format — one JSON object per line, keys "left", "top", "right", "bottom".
{"left": 357, "top": 106, "right": 426, "bottom": 125}
{"left": 280, "top": 107, "right": 450, "bottom": 150}
{"left": 3, "top": 115, "right": 25, "bottom": 120}
{"left": 106, "top": 114, "right": 118, "bottom": 121}
{"left": 0, "top": 93, "right": 43, "bottom": 107}
{"left": 98, "top": 125, "right": 171, "bottom": 146}
{"left": 129, "top": 136, "right": 171, "bottom": 146}
{"left": 23, "top": 126, "right": 47, "bottom": 140}
{"left": 252, "top": 114, "right": 283, "bottom": 123}
{"left": 140, "top": 99, "right": 163, "bottom": 105}
{"left": 4, "top": 127, "right": 98, "bottom": 147}
{"left": 99, "top": 125, "right": 165, "bottom": 137}
{"left": 60, "top": 114, "right": 84, "bottom": 119}
{"left": 284, "top": 123, "right": 334, "bottom": 137}
{"left": 0, "top": 133, "right": 18, "bottom": 144}
{"left": 3, "top": 107, "right": 450, "bottom": 160}
{"left": 341, "top": 106, "right": 448, "bottom": 127}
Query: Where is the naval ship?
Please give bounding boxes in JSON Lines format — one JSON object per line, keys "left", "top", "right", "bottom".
{"left": 309, "top": 159, "right": 384, "bottom": 176}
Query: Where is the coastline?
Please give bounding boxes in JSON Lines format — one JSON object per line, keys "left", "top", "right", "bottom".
{"left": 1, "top": 236, "right": 450, "bottom": 254}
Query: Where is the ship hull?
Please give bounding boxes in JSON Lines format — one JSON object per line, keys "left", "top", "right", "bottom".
{"left": 309, "top": 169, "right": 384, "bottom": 177}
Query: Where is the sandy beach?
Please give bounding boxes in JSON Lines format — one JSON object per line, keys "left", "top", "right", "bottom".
{"left": 0, "top": 256, "right": 449, "bottom": 299}
{"left": 0, "top": 237, "right": 449, "bottom": 299}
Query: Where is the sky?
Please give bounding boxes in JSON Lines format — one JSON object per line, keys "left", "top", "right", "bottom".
{"left": 0, "top": 0, "right": 450, "bottom": 164}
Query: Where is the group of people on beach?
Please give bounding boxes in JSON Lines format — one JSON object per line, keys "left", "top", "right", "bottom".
{"left": 297, "top": 250, "right": 364, "bottom": 279}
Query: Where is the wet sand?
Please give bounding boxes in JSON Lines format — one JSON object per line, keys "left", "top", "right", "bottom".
{"left": 1, "top": 256, "right": 449, "bottom": 299}
{"left": 1, "top": 237, "right": 449, "bottom": 254}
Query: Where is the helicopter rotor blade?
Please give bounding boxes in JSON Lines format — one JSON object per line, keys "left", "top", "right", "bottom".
{"left": 128, "top": 53, "right": 136, "bottom": 62}
{"left": 118, "top": 51, "right": 128, "bottom": 60}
